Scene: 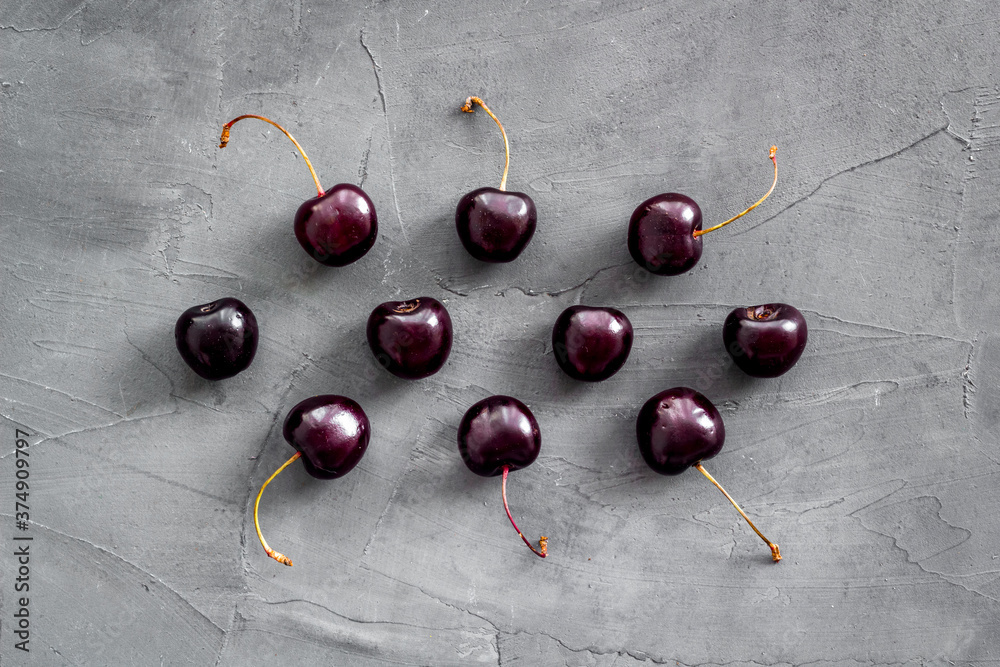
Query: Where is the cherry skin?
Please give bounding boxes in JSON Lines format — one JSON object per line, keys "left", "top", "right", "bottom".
{"left": 294, "top": 184, "right": 377, "bottom": 266}
{"left": 627, "top": 193, "right": 703, "bottom": 276}
{"left": 458, "top": 395, "right": 541, "bottom": 477}
{"left": 636, "top": 387, "right": 724, "bottom": 475}
{"left": 456, "top": 187, "right": 536, "bottom": 262}
{"left": 367, "top": 297, "right": 453, "bottom": 379}
{"left": 282, "top": 395, "right": 370, "bottom": 480}
{"left": 174, "top": 297, "right": 258, "bottom": 381}
{"left": 723, "top": 303, "right": 807, "bottom": 378}
{"left": 552, "top": 306, "right": 633, "bottom": 382}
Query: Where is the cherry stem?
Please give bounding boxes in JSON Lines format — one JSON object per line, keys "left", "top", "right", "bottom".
{"left": 462, "top": 96, "right": 510, "bottom": 191}
{"left": 694, "top": 462, "right": 781, "bottom": 563}
{"left": 501, "top": 465, "right": 547, "bottom": 558}
{"left": 693, "top": 145, "right": 778, "bottom": 238}
{"left": 219, "top": 114, "right": 325, "bottom": 197}
{"left": 253, "top": 450, "right": 302, "bottom": 567}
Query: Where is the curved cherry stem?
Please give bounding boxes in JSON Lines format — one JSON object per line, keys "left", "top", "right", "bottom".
{"left": 462, "top": 96, "right": 510, "bottom": 191}
{"left": 694, "top": 462, "right": 781, "bottom": 563}
{"left": 501, "top": 465, "right": 547, "bottom": 558}
{"left": 694, "top": 145, "right": 778, "bottom": 238}
{"left": 219, "top": 114, "right": 325, "bottom": 197}
{"left": 254, "top": 450, "right": 302, "bottom": 566}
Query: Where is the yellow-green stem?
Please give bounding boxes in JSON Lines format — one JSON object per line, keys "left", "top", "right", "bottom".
{"left": 694, "top": 146, "right": 778, "bottom": 238}
{"left": 694, "top": 462, "right": 781, "bottom": 562}
{"left": 254, "top": 451, "right": 302, "bottom": 566}
{"left": 219, "top": 114, "right": 325, "bottom": 197}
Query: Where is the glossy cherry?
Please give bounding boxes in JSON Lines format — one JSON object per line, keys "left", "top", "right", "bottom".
{"left": 552, "top": 306, "right": 633, "bottom": 382}
{"left": 254, "top": 395, "right": 370, "bottom": 566}
{"left": 637, "top": 387, "right": 781, "bottom": 562}
{"left": 367, "top": 297, "right": 453, "bottom": 379}
{"left": 458, "top": 395, "right": 547, "bottom": 558}
{"left": 219, "top": 114, "right": 377, "bottom": 266}
{"left": 628, "top": 146, "right": 777, "bottom": 275}
{"left": 174, "top": 297, "right": 258, "bottom": 380}
{"left": 723, "top": 303, "right": 807, "bottom": 378}
{"left": 455, "top": 97, "right": 537, "bottom": 262}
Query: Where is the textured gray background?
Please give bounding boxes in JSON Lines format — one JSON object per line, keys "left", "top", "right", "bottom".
{"left": 1, "top": 0, "right": 999, "bottom": 664}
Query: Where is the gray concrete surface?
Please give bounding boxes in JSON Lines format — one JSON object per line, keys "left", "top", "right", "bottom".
{"left": 1, "top": 0, "right": 999, "bottom": 664}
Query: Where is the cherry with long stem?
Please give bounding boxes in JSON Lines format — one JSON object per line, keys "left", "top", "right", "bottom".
{"left": 694, "top": 462, "right": 781, "bottom": 562}
{"left": 218, "top": 114, "right": 378, "bottom": 267}
{"left": 501, "top": 465, "right": 547, "bottom": 558}
{"left": 455, "top": 97, "right": 536, "bottom": 263}
{"left": 461, "top": 96, "right": 510, "bottom": 191}
{"left": 219, "top": 114, "right": 324, "bottom": 196}
{"left": 693, "top": 145, "right": 778, "bottom": 238}
{"left": 253, "top": 451, "right": 302, "bottom": 567}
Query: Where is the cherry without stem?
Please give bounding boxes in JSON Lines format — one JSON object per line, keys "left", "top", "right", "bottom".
{"left": 552, "top": 306, "right": 633, "bottom": 382}
{"left": 254, "top": 395, "right": 370, "bottom": 566}
{"left": 455, "top": 97, "right": 537, "bottom": 263}
{"left": 636, "top": 387, "right": 781, "bottom": 562}
{"left": 723, "top": 303, "right": 807, "bottom": 378}
{"left": 175, "top": 297, "right": 258, "bottom": 381}
{"left": 628, "top": 146, "right": 778, "bottom": 276}
{"left": 219, "top": 115, "right": 377, "bottom": 267}
{"left": 367, "top": 297, "right": 453, "bottom": 379}
{"left": 458, "top": 395, "right": 547, "bottom": 558}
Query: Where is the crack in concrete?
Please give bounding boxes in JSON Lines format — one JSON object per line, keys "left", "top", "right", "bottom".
{"left": 0, "top": 3, "right": 84, "bottom": 33}
{"left": 5, "top": 518, "right": 227, "bottom": 633}
{"left": 360, "top": 27, "right": 409, "bottom": 256}
{"left": 361, "top": 567, "right": 500, "bottom": 635}
{"left": 508, "top": 629, "right": 673, "bottom": 664}
{"left": 727, "top": 125, "right": 957, "bottom": 239}
{"left": 249, "top": 593, "right": 481, "bottom": 635}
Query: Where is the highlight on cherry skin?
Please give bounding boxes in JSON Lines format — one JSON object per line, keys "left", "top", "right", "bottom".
{"left": 457, "top": 395, "right": 547, "bottom": 558}
{"left": 636, "top": 387, "right": 781, "bottom": 562}
{"left": 723, "top": 303, "right": 807, "bottom": 378}
{"left": 218, "top": 114, "right": 377, "bottom": 267}
{"left": 175, "top": 297, "right": 258, "bottom": 381}
{"left": 455, "top": 96, "right": 537, "bottom": 263}
{"left": 552, "top": 306, "right": 633, "bottom": 382}
{"left": 367, "top": 297, "right": 453, "bottom": 380}
{"left": 628, "top": 146, "right": 778, "bottom": 276}
{"left": 254, "top": 395, "right": 371, "bottom": 566}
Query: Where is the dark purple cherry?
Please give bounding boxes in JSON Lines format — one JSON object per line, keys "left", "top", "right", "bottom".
{"left": 254, "top": 395, "right": 371, "bottom": 566}
{"left": 628, "top": 193, "right": 704, "bottom": 276}
{"left": 636, "top": 387, "right": 781, "bottom": 562}
{"left": 636, "top": 387, "right": 724, "bottom": 476}
{"left": 456, "top": 188, "right": 536, "bottom": 262}
{"left": 458, "top": 395, "right": 547, "bottom": 558}
{"left": 220, "top": 114, "right": 377, "bottom": 267}
{"left": 552, "top": 306, "right": 633, "bottom": 382}
{"left": 723, "top": 303, "right": 807, "bottom": 378}
{"left": 628, "top": 146, "right": 778, "bottom": 275}
{"left": 455, "top": 97, "right": 536, "bottom": 262}
{"left": 174, "top": 297, "right": 258, "bottom": 380}
{"left": 293, "top": 184, "right": 377, "bottom": 266}
{"left": 367, "top": 297, "right": 453, "bottom": 379}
